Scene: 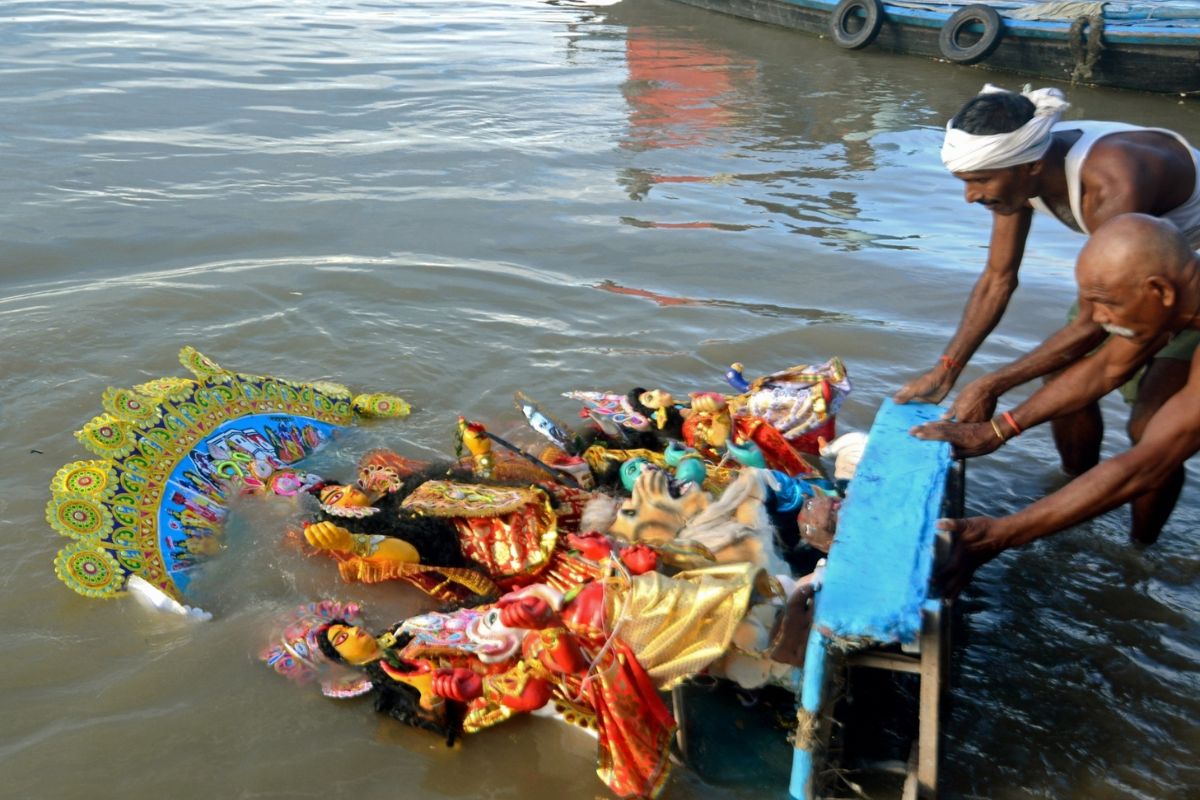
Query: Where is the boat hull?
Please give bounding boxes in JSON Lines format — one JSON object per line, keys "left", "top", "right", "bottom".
{"left": 667, "top": 0, "right": 1200, "bottom": 94}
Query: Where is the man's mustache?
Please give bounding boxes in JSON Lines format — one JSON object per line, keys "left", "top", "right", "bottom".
{"left": 1101, "top": 323, "right": 1136, "bottom": 338}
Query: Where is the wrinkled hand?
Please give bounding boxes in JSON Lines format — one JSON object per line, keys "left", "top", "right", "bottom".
{"left": 910, "top": 419, "right": 1003, "bottom": 459}
{"left": 499, "top": 595, "right": 555, "bottom": 629}
{"left": 945, "top": 378, "right": 998, "bottom": 423}
{"left": 771, "top": 583, "right": 816, "bottom": 667}
{"left": 432, "top": 667, "right": 483, "bottom": 702}
{"left": 619, "top": 543, "right": 659, "bottom": 575}
{"left": 935, "top": 516, "right": 1008, "bottom": 598}
{"left": 893, "top": 367, "right": 955, "bottom": 406}
{"left": 303, "top": 521, "right": 354, "bottom": 552}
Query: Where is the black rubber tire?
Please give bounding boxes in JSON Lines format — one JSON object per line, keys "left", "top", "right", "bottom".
{"left": 828, "top": 0, "right": 884, "bottom": 50}
{"left": 938, "top": 4, "right": 1004, "bottom": 64}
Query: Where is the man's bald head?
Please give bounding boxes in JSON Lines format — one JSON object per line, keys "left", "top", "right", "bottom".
{"left": 1076, "top": 213, "right": 1200, "bottom": 342}
{"left": 1078, "top": 214, "right": 1195, "bottom": 287}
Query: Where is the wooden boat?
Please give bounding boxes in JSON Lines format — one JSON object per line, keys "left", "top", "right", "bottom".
{"left": 660, "top": 0, "right": 1200, "bottom": 94}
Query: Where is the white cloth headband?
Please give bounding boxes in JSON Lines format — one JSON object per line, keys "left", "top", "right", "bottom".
{"left": 941, "top": 84, "right": 1070, "bottom": 173}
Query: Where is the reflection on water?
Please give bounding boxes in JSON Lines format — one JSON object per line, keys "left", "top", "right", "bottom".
{"left": 610, "top": 12, "right": 976, "bottom": 253}
{"left": 2, "top": 0, "right": 1198, "bottom": 799}
{"left": 596, "top": 279, "right": 870, "bottom": 324}
{"left": 622, "top": 31, "right": 753, "bottom": 151}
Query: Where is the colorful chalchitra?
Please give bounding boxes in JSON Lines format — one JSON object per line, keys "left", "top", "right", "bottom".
{"left": 45, "top": 346, "right": 410, "bottom": 602}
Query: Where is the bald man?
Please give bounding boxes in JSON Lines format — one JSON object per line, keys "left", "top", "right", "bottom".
{"left": 913, "top": 214, "right": 1200, "bottom": 595}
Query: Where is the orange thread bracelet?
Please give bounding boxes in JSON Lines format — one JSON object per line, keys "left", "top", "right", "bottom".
{"left": 939, "top": 354, "right": 962, "bottom": 371}
{"left": 1002, "top": 411, "right": 1022, "bottom": 436}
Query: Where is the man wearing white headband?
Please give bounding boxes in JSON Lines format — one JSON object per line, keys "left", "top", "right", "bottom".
{"left": 895, "top": 84, "right": 1200, "bottom": 545}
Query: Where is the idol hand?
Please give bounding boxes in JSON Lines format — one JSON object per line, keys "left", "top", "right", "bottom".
{"left": 303, "top": 521, "right": 354, "bottom": 552}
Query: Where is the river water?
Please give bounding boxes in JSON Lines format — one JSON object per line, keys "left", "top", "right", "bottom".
{"left": 1, "top": 1, "right": 1197, "bottom": 798}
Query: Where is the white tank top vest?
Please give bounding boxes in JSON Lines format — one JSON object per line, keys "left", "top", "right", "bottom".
{"left": 1029, "top": 120, "right": 1200, "bottom": 248}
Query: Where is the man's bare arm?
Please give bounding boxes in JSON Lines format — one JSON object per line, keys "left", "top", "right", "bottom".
{"left": 991, "top": 354, "right": 1200, "bottom": 547}
{"left": 894, "top": 208, "right": 1031, "bottom": 404}
{"left": 948, "top": 305, "right": 1106, "bottom": 421}
{"left": 1008, "top": 331, "right": 1161, "bottom": 423}
{"left": 912, "top": 332, "right": 1160, "bottom": 454}
{"left": 932, "top": 348, "right": 1200, "bottom": 597}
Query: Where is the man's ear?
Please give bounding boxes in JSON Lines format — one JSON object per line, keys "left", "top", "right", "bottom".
{"left": 1026, "top": 159, "right": 1044, "bottom": 177}
{"left": 1146, "top": 275, "right": 1176, "bottom": 308}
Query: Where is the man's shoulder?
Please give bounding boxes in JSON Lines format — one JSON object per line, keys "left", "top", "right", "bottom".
{"left": 1053, "top": 119, "right": 1144, "bottom": 139}
{"left": 1085, "top": 125, "right": 1190, "bottom": 161}
{"left": 1079, "top": 128, "right": 1185, "bottom": 182}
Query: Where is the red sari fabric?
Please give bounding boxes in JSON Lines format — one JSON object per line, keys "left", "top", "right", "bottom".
{"left": 563, "top": 581, "right": 678, "bottom": 799}
{"left": 584, "top": 639, "right": 677, "bottom": 799}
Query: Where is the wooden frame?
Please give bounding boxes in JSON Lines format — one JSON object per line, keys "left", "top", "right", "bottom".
{"left": 790, "top": 402, "right": 962, "bottom": 799}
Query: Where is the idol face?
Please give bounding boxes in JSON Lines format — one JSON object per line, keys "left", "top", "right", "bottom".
{"left": 464, "top": 607, "right": 523, "bottom": 664}
{"left": 619, "top": 457, "right": 650, "bottom": 489}
{"left": 319, "top": 484, "right": 372, "bottom": 509}
{"left": 638, "top": 389, "right": 674, "bottom": 409}
{"left": 326, "top": 623, "right": 381, "bottom": 665}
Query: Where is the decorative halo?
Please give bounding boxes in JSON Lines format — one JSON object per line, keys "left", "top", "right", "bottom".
{"left": 76, "top": 415, "right": 137, "bottom": 459}
{"left": 102, "top": 387, "right": 162, "bottom": 425}
{"left": 46, "top": 347, "right": 412, "bottom": 606}
{"left": 309, "top": 381, "right": 352, "bottom": 400}
{"left": 50, "top": 461, "right": 117, "bottom": 498}
{"left": 179, "top": 346, "right": 232, "bottom": 383}
{"left": 54, "top": 542, "right": 123, "bottom": 598}
{"left": 132, "top": 376, "right": 197, "bottom": 401}
{"left": 46, "top": 494, "right": 115, "bottom": 539}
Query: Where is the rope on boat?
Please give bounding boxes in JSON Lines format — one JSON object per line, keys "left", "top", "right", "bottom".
{"left": 1069, "top": 14, "right": 1105, "bottom": 82}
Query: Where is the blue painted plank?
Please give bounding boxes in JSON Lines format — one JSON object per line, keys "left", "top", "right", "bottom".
{"left": 813, "top": 399, "right": 951, "bottom": 645}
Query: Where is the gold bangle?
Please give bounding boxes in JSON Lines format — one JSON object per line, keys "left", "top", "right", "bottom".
{"left": 989, "top": 419, "right": 1006, "bottom": 442}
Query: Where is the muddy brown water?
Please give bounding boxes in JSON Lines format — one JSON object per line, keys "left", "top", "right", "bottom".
{"left": 1, "top": 1, "right": 1197, "bottom": 798}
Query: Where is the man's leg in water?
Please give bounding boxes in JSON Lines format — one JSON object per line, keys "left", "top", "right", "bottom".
{"left": 1127, "top": 357, "right": 1191, "bottom": 545}
{"left": 1050, "top": 401, "right": 1104, "bottom": 476}
{"left": 1054, "top": 302, "right": 1105, "bottom": 475}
